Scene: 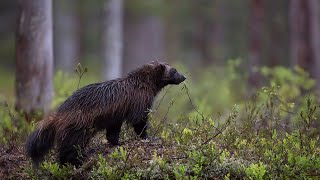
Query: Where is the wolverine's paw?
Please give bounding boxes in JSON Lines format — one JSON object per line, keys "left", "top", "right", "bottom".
{"left": 109, "top": 143, "right": 120, "bottom": 146}
{"left": 139, "top": 133, "right": 148, "bottom": 140}
{"left": 108, "top": 141, "right": 123, "bottom": 147}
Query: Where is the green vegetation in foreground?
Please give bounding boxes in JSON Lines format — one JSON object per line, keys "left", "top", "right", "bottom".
{"left": 0, "top": 67, "right": 15, "bottom": 100}
{"left": 0, "top": 61, "right": 319, "bottom": 179}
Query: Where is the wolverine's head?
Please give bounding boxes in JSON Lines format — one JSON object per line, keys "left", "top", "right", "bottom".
{"left": 127, "top": 60, "right": 186, "bottom": 90}
{"left": 149, "top": 61, "right": 186, "bottom": 85}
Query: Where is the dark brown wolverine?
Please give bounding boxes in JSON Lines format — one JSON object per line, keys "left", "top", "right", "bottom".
{"left": 26, "top": 61, "right": 186, "bottom": 166}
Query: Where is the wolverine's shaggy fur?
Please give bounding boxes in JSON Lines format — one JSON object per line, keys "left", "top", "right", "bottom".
{"left": 26, "top": 61, "right": 186, "bottom": 166}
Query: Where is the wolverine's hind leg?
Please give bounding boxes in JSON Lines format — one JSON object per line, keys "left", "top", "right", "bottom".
{"left": 58, "top": 128, "right": 94, "bottom": 166}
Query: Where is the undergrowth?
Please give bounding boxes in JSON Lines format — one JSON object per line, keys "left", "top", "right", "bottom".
{"left": 0, "top": 61, "right": 319, "bottom": 179}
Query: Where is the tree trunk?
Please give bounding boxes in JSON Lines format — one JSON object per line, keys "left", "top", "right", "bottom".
{"left": 212, "top": 0, "right": 228, "bottom": 64}
{"left": 248, "top": 0, "right": 265, "bottom": 87}
{"left": 266, "top": 1, "right": 289, "bottom": 67}
{"left": 308, "top": 0, "right": 320, "bottom": 92}
{"left": 289, "top": 0, "right": 312, "bottom": 71}
{"left": 102, "top": 0, "right": 123, "bottom": 80}
{"left": 290, "top": 0, "right": 320, "bottom": 93}
{"left": 15, "top": 0, "right": 53, "bottom": 117}
{"left": 53, "top": 0, "right": 79, "bottom": 72}
{"left": 123, "top": 14, "right": 165, "bottom": 73}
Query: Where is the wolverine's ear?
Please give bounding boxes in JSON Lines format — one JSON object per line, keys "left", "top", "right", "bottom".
{"left": 154, "top": 63, "right": 166, "bottom": 74}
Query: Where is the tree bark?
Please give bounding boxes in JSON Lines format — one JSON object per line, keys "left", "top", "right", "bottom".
{"left": 212, "top": 0, "right": 228, "bottom": 64}
{"left": 266, "top": 1, "right": 289, "bottom": 67}
{"left": 53, "top": 0, "right": 79, "bottom": 72}
{"left": 15, "top": 0, "right": 53, "bottom": 116}
{"left": 102, "top": 0, "right": 123, "bottom": 80}
{"left": 248, "top": 0, "right": 265, "bottom": 87}
{"left": 308, "top": 0, "right": 320, "bottom": 91}
{"left": 289, "top": 0, "right": 312, "bottom": 71}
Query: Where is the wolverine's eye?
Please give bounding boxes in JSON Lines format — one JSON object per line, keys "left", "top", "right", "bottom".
{"left": 172, "top": 69, "right": 177, "bottom": 73}
{"left": 170, "top": 68, "right": 177, "bottom": 76}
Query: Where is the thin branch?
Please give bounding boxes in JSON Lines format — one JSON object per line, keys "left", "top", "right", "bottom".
{"left": 182, "top": 83, "right": 205, "bottom": 120}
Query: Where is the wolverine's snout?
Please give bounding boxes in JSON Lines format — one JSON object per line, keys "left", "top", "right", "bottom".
{"left": 172, "top": 72, "right": 186, "bottom": 84}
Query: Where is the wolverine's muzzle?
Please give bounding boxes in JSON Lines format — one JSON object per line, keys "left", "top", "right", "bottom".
{"left": 171, "top": 72, "right": 186, "bottom": 84}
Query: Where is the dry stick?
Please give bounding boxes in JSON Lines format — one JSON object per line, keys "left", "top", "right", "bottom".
{"left": 151, "top": 86, "right": 183, "bottom": 138}
{"left": 205, "top": 122, "right": 251, "bottom": 165}
{"left": 160, "top": 83, "right": 217, "bottom": 158}
{"left": 75, "top": 63, "right": 87, "bottom": 90}
{"left": 199, "top": 121, "right": 230, "bottom": 148}
{"left": 181, "top": 83, "right": 239, "bottom": 159}
{"left": 172, "top": 83, "right": 230, "bottom": 164}
{"left": 182, "top": 83, "right": 205, "bottom": 120}
{"left": 175, "top": 123, "right": 235, "bottom": 167}
{"left": 155, "top": 86, "right": 172, "bottom": 111}
{"left": 77, "top": 72, "right": 85, "bottom": 90}
{"left": 151, "top": 98, "right": 174, "bottom": 138}
{"left": 182, "top": 83, "right": 223, "bottom": 135}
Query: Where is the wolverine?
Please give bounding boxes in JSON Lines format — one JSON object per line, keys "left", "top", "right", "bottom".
{"left": 26, "top": 61, "right": 186, "bottom": 166}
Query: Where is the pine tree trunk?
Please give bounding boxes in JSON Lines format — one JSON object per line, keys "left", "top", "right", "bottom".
{"left": 289, "top": 0, "right": 312, "bottom": 71}
{"left": 15, "top": 0, "right": 54, "bottom": 117}
{"left": 212, "top": 0, "right": 228, "bottom": 64}
{"left": 248, "top": 0, "right": 265, "bottom": 87}
{"left": 308, "top": 0, "right": 320, "bottom": 92}
{"left": 102, "top": 0, "right": 123, "bottom": 80}
{"left": 266, "top": 1, "right": 289, "bottom": 67}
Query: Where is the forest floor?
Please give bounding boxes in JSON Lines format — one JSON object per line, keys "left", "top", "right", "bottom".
{"left": 1, "top": 137, "right": 209, "bottom": 179}
{"left": 0, "top": 143, "right": 26, "bottom": 178}
{"left": 1, "top": 127, "right": 320, "bottom": 179}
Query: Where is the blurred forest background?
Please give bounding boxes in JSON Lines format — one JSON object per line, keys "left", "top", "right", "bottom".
{"left": 0, "top": 0, "right": 319, "bottom": 125}
{"left": 1, "top": 0, "right": 319, "bottom": 100}
{"left": 0, "top": 1, "right": 320, "bottom": 179}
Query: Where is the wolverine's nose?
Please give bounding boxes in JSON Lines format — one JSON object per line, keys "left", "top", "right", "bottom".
{"left": 179, "top": 75, "right": 186, "bottom": 83}
{"left": 181, "top": 75, "right": 186, "bottom": 81}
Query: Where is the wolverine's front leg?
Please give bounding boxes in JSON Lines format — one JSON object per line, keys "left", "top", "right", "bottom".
{"left": 132, "top": 119, "right": 148, "bottom": 139}
{"left": 106, "top": 122, "right": 122, "bottom": 146}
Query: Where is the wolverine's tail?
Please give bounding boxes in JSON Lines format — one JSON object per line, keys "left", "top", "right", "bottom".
{"left": 26, "top": 124, "right": 55, "bottom": 167}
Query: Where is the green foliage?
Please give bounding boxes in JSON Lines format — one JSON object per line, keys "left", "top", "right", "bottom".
{"left": 0, "top": 67, "right": 15, "bottom": 98}
{"left": 261, "top": 66, "right": 315, "bottom": 95}
{"left": 109, "top": 146, "right": 128, "bottom": 161}
{"left": 245, "top": 161, "right": 267, "bottom": 180}
{"left": 0, "top": 100, "right": 33, "bottom": 144}
{"left": 91, "top": 154, "right": 120, "bottom": 179}
{"left": 41, "top": 161, "right": 74, "bottom": 179}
